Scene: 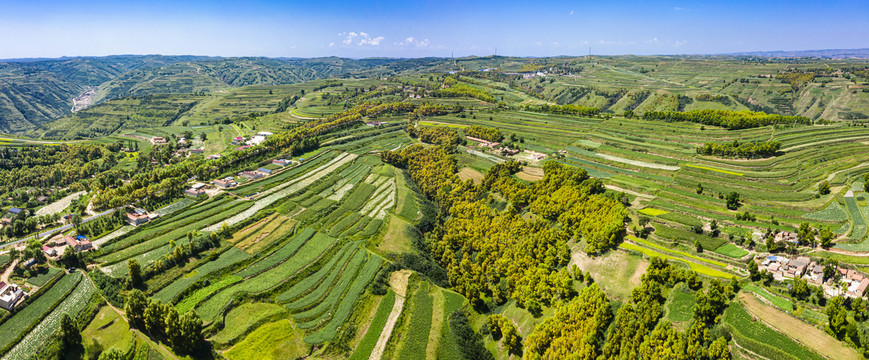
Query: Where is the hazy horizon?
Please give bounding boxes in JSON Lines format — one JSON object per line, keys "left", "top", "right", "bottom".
{"left": 1, "top": 0, "right": 867, "bottom": 59}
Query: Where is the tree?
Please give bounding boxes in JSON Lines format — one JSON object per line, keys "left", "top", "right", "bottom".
{"left": 59, "top": 313, "right": 82, "bottom": 350}
{"left": 71, "top": 213, "right": 82, "bottom": 228}
{"left": 748, "top": 260, "right": 759, "bottom": 281}
{"left": 820, "top": 226, "right": 834, "bottom": 248}
{"left": 797, "top": 222, "right": 815, "bottom": 246}
{"left": 97, "top": 348, "right": 125, "bottom": 360}
{"left": 791, "top": 278, "right": 810, "bottom": 300}
{"left": 708, "top": 337, "right": 731, "bottom": 360}
{"left": 127, "top": 259, "right": 143, "bottom": 289}
{"left": 725, "top": 192, "right": 741, "bottom": 210}
{"left": 827, "top": 296, "right": 849, "bottom": 338}
{"left": 144, "top": 301, "right": 165, "bottom": 336}
{"left": 124, "top": 290, "right": 147, "bottom": 329}
{"left": 696, "top": 182, "right": 704, "bottom": 194}
{"left": 199, "top": 133, "right": 207, "bottom": 141}
{"left": 819, "top": 181, "right": 831, "bottom": 195}
{"left": 864, "top": 173, "right": 869, "bottom": 193}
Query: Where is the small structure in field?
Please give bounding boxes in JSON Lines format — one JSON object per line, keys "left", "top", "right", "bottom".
{"left": 0, "top": 282, "right": 26, "bottom": 310}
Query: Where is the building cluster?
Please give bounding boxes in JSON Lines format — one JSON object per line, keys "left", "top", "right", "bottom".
{"left": 760, "top": 255, "right": 869, "bottom": 298}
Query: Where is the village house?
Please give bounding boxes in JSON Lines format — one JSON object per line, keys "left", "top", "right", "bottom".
{"left": 257, "top": 131, "right": 273, "bottom": 137}
{"left": 21, "top": 258, "right": 38, "bottom": 269}
{"left": 65, "top": 235, "right": 93, "bottom": 253}
{"left": 775, "top": 231, "right": 798, "bottom": 244}
{"left": 247, "top": 135, "right": 267, "bottom": 146}
{"left": 257, "top": 167, "right": 273, "bottom": 175}
{"left": 185, "top": 187, "right": 206, "bottom": 197}
{"left": 240, "top": 171, "right": 262, "bottom": 181}
{"left": 42, "top": 246, "right": 57, "bottom": 257}
{"left": 213, "top": 177, "right": 237, "bottom": 188}
{"left": 231, "top": 136, "right": 245, "bottom": 145}
{"left": 0, "top": 282, "right": 25, "bottom": 311}
{"left": 805, "top": 262, "right": 825, "bottom": 285}
{"left": 126, "top": 208, "right": 151, "bottom": 226}
{"left": 272, "top": 159, "right": 292, "bottom": 167}
{"left": 206, "top": 154, "right": 221, "bottom": 160}
{"left": 36, "top": 195, "right": 47, "bottom": 203}
{"left": 235, "top": 145, "right": 251, "bottom": 151}
{"left": 466, "top": 136, "right": 499, "bottom": 148}
{"left": 499, "top": 147, "right": 520, "bottom": 156}
{"left": 189, "top": 148, "right": 204, "bottom": 154}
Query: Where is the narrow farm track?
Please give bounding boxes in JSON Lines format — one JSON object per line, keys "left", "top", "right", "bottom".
{"left": 738, "top": 293, "right": 861, "bottom": 360}
{"left": 369, "top": 270, "right": 411, "bottom": 360}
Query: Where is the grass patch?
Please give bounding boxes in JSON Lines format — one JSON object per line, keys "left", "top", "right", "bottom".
{"left": 223, "top": 320, "right": 304, "bottom": 360}
{"left": 211, "top": 303, "right": 287, "bottom": 347}
{"left": 349, "top": 290, "right": 396, "bottom": 360}
{"left": 714, "top": 243, "right": 749, "bottom": 258}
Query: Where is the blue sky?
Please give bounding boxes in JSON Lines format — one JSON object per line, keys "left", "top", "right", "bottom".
{"left": 0, "top": 0, "right": 867, "bottom": 58}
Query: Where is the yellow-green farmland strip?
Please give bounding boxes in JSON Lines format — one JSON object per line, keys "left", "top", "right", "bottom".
{"left": 639, "top": 208, "right": 669, "bottom": 216}
{"left": 685, "top": 164, "right": 744, "bottom": 176}
{"left": 620, "top": 242, "right": 732, "bottom": 279}
{"left": 628, "top": 236, "right": 728, "bottom": 267}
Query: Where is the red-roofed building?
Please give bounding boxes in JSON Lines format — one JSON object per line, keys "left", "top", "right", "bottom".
{"left": 65, "top": 236, "right": 93, "bottom": 252}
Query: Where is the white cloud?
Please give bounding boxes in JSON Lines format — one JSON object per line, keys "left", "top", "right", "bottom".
{"left": 674, "top": 6, "right": 683, "bottom": 11}
{"left": 337, "top": 31, "right": 385, "bottom": 47}
{"left": 396, "top": 36, "right": 431, "bottom": 48}
{"left": 534, "top": 41, "right": 542, "bottom": 46}
{"left": 569, "top": 10, "right": 574, "bottom": 15}
{"left": 328, "top": 42, "right": 335, "bottom": 47}
{"left": 673, "top": 40, "right": 687, "bottom": 47}
{"left": 646, "top": 37, "right": 659, "bottom": 44}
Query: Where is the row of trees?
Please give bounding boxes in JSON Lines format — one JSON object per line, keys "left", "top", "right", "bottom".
{"left": 643, "top": 109, "right": 812, "bottom": 129}
{"left": 696, "top": 140, "right": 782, "bottom": 158}
{"left": 523, "top": 103, "right": 601, "bottom": 117}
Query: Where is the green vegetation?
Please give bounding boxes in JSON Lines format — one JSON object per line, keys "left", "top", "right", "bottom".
{"left": 722, "top": 303, "right": 823, "bottom": 360}
{"left": 9, "top": 54, "right": 869, "bottom": 360}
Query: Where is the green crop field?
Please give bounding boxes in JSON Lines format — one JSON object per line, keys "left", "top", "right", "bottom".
{"left": 0, "top": 273, "right": 80, "bottom": 353}
{"left": 349, "top": 290, "right": 396, "bottom": 360}
{"left": 211, "top": 303, "right": 287, "bottom": 347}
{"left": 723, "top": 304, "right": 824, "bottom": 360}
{"left": 9, "top": 52, "right": 869, "bottom": 360}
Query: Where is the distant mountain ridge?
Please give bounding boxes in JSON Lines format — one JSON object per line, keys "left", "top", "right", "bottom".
{"left": 723, "top": 48, "right": 869, "bottom": 59}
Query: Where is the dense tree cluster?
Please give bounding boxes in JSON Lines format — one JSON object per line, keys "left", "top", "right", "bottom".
{"left": 125, "top": 290, "right": 205, "bottom": 354}
{"left": 525, "top": 258, "right": 733, "bottom": 360}
{"left": 383, "top": 140, "right": 626, "bottom": 310}
{"left": 643, "top": 109, "right": 812, "bottom": 129}
{"left": 696, "top": 140, "right": 781, "bottom": 158}
{"left": 417, "top": 126, "right": 463, "bottom": 148}
{"left": 523, "top": 104, "right": 601, "bottom": 117}
{"left": 432, "top": 83, "right": 496, "bottom": 102}
{"left": 465, "top": 125, "right": 503, "bottom": 142}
